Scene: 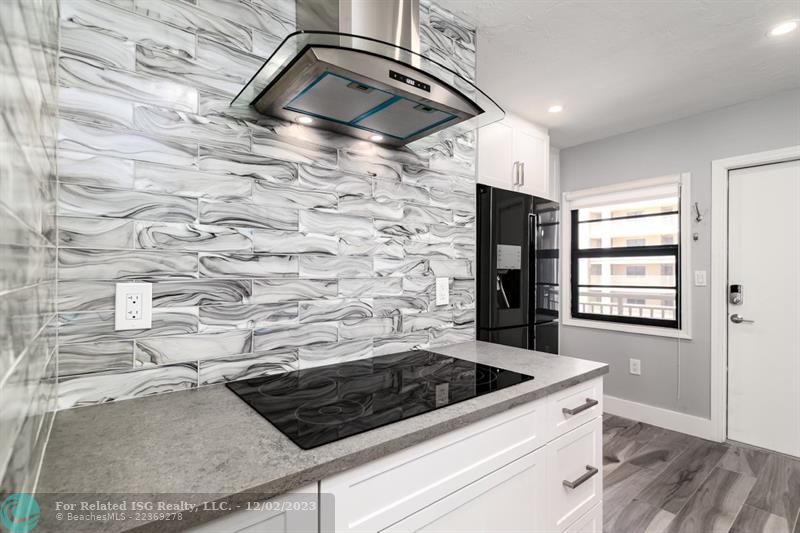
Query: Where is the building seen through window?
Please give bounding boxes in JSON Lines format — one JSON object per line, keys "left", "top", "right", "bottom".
{"left": 572, "top": 194, "right": 680, "bottom": 327}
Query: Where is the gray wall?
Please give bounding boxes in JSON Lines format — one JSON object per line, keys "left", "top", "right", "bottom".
{"left": 0, "top": 1, "right": 59, "bottom": 493}
{"left": 54, "top": 0, "right": 479, "bottom": 409}
{"left": 560, "top": 88, "right": 800, "bottom": 418}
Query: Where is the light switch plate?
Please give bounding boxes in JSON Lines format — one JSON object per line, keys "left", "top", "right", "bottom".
{"left": 435, "top": 277, "right": 450, "bottom": 306}
{"left": 694, "top": 270, "right": 708, "bottom": 287}
{"left": 115, "top": 282, "right": 152, "bottom": 331}
{"left": 629, "top": 358, "right": 641, "bottom": 375}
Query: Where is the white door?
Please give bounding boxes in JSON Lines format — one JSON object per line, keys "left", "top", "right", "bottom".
{"left": 727, "top": 159, "right": 800, "bottom": 457}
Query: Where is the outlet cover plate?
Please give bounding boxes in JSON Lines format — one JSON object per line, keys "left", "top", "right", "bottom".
{"left": 694, "top": 270, "right": 708, "bottom": 287}
{"left": 629, "top": 358, "right": 641, "bottom": 376}
{"left": 435, "top": 277, "right": 450, "bottom": 306}
{"left": 115, "top": 282, "right": 152, "bottom": 331}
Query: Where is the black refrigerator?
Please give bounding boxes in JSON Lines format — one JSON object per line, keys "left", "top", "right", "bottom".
{"left": 476, "top": 184, "right": 560, "bottom": 353}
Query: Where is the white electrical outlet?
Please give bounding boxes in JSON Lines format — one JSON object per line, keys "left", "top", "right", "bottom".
{"left": 629, "top": 358, "right": 642, "bottom": 376}
{"left": 115, "top": 282, "right": 152, "bottom": 331}
{"left": 127, "top": 293, "right": 142, "bottom": 320}
{"left": 435, "top": 277, "right": 450, "bottom": 306}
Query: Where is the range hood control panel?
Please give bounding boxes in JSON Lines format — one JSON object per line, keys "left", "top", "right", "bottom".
{"left": 389, "top": 70, "right": 431, "bottom": 92}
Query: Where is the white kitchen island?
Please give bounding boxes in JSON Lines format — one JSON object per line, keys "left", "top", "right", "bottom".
{"left": 322, "top": 375, "right": 603, "bottom": 533}
{"left": 38, "top": 342, "right": 607, "bottom": 533}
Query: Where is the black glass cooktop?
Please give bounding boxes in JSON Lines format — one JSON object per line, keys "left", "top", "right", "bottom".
{"left": 226, "top": 350, "right": 534, "bottom": 449}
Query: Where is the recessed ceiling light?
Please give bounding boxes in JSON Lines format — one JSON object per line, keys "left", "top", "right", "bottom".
{"left": 370, "top": 134, "right": 384, "bottom": 142}
{"left": 296, "top": 116, "right": 313, "bottom": 124}
{"left": 548, "top": 105, "right": 564, "bottom": 113}
{"left": 769, "top": 20, "right": 798, "bottom": 36}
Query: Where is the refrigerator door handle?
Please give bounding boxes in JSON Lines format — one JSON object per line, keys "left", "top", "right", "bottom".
{"left": 529, "top": 212, "right": 537, "bottom": 326}
{"left": 529, "top": 213, "right": 537, "bottom": 262}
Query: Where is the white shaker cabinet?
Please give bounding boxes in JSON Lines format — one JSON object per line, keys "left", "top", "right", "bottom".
{"left": 547, "top": 417, "right": 603, "bottom": 531}
{"left": 478, "top": 112, "right": 551, "bottom": 199}
{"left": 563, "top": 501, "right": 603, "bottom": 533}
{"left": 476, "top": 119, "right": 514, "bottom": 190}
{"left": 187, "top": 485, "right": 319, "bottom": 533}
{"left": 381, "top": 446, "right": 549, "bottom": 533}
{"left": 322, "top": 377, "right": 604, "bottom": 533}
{"left": 196, "top": 378, "right": 604, "bottom": 533}
{"left": 549, "top": 145, "right": 561, "bottom": 201}
{"left": 321, "top": 398, "right": 550, "bottom": 532}
{"left": 513, "top": 122, "right": 550, "bottom": 198}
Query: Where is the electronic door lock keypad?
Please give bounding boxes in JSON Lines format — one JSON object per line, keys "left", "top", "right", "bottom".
{"left": 729, "top": 284, "right": 743, "bottom": 305}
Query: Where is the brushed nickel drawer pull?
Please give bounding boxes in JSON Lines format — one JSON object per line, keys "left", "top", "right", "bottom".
{"left": 563, "top": 465, "right": 599, "bottom": 489}
{"left": 562, "top": 398, "right": 598, "bottom": 416}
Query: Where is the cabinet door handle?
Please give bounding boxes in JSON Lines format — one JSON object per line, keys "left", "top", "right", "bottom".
{"left": 563, "top": 465, "right": 599, "bottom": 489}
{"left": 512, "top": 161, "right": 519, "bottom": 186}
{"left": 562, "top": 398, "right": 598, "bottom": 416}
{"left": 520, "top": 162, "right": 525, "bottom": 186}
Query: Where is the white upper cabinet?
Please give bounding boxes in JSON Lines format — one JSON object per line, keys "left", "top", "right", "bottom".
{"left": 513, "top": 121, "right": 550, "bottom": 197}
{"left": 478, "top": 113, "right": 551, "bottom": 199}
{"left": 550, "top": 145, "right": 561, "bottom": 201}
{"left": 477, "top": 119, "right": 514, "bottom": 190}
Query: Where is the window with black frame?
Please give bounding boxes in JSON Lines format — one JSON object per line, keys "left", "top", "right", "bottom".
{"left": 570, "top": 193, "right": 681, "bottom": 328}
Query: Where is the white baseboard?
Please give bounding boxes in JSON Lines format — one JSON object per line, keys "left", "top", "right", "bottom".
{"left": 604, "top": 395, "right": 720, "bottom": 442}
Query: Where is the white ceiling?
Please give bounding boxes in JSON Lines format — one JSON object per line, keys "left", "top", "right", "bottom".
{"left": 437, "top": 0, "right": 800, "bottom": 147}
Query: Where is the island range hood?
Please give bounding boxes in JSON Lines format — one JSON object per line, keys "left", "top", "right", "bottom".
{"left": 231, "top": 0, "right": 503, "bottom": 147}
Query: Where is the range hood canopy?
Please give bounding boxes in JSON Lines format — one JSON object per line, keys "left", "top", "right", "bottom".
{"left": 231, "top": 1, "right": 503, "bottom": 147}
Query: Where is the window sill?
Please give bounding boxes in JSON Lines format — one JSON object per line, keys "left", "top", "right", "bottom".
{"left": 562, "top": 316, "right": 692, "bottom": 340}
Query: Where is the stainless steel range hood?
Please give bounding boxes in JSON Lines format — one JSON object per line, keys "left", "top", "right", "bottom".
{"left": 231, "top": 0, "right": 503, "bottom": 147}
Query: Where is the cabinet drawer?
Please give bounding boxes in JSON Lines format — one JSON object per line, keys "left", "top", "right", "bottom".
{"left": 321, "top": 398, "right": 549, "bottom": 532}
{"left": 548, "top": 377, "right": 603, "bottom": 439}
{"left": 564, "top": 503, "right": 602, "bottom": 533}
{"left": 381, "top": 446, "right": 549, "bottom": 533}
{"left": 187, "top": 484, "right": 318, "bottom": 533}
{"left": 547, "top": 417, "right": 603, "bottom": 531}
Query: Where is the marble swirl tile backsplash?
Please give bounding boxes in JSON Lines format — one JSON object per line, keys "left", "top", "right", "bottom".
{"left": 0, "top": 0, "right": 60, "bottom": 497}
{"left": 55, "top": 0, "right": 479, "bottom": 410}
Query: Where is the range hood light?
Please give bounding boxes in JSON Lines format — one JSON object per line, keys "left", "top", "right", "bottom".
{"left": 370, "top": 134, "right": 384, "bottom": 142}
{"left": 296, "top": 116, "right": 313, "bottom": 124}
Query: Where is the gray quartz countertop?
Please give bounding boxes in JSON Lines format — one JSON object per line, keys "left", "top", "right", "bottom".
{"left": 36, "top": 341, "right": 607, "bottom": 532}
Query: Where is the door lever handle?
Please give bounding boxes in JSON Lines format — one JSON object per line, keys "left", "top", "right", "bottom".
{"left": 730, "top": 314, "right": 754, "bottom": 324}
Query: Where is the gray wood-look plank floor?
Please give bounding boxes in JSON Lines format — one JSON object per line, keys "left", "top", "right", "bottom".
{"left": 603, "top": 414, "right": 800, "bottom": 533}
